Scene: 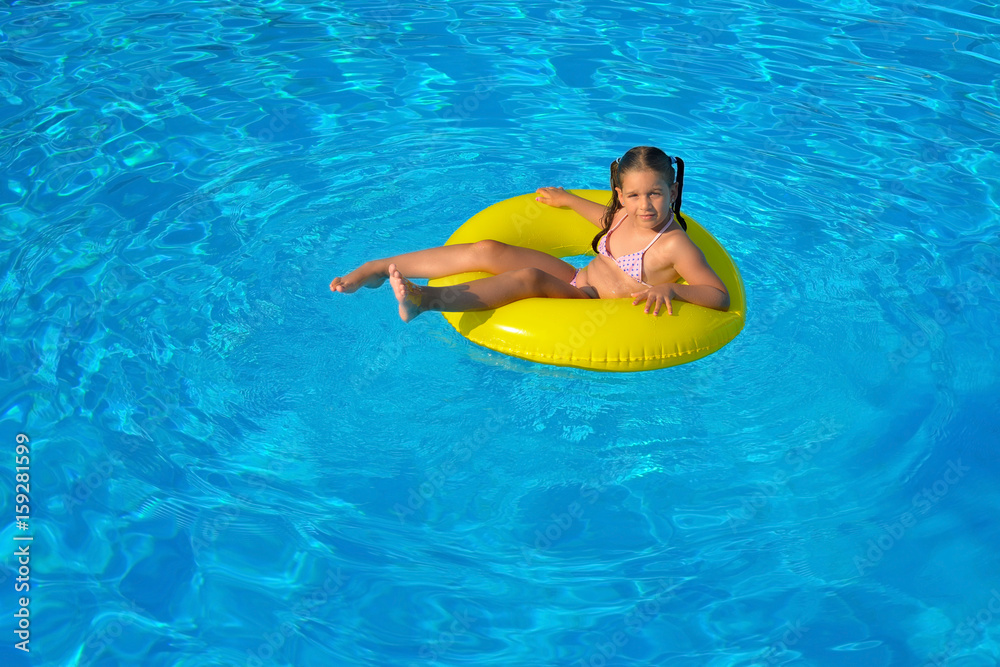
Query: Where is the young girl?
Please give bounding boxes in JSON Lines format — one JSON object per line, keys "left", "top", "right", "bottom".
{"left": 330, "top": 146, "right": 730, "bottom": 320}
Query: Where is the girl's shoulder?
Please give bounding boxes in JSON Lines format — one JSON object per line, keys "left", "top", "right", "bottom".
{"left": 647, "top": 224, "right": 694, "bottom": 260}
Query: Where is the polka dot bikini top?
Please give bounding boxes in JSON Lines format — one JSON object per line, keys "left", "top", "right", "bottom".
{"left": 597, "top": 211, "right": 671, "bottom": 286}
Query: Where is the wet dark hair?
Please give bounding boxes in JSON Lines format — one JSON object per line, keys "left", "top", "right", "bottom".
{"left": 592, "top": 146, "right": 686, "bottom": 253}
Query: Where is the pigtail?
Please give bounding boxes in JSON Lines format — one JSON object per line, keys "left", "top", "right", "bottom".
{"left": 672, "top": 156, "right": 687, "bottom": 231}
{"left": 592, "top": 154, "right": 628, "bottom": 253}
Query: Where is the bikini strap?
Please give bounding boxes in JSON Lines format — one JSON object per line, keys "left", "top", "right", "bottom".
{"left": 610, "top": 209, "right": 627, "bottom": 230}
{"left": 640, "top": 219, "right": 672, "bottom": 253}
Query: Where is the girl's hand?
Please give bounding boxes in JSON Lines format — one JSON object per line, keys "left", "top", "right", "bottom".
{"left": 535, "top": 186, "right": 573, "bottom": 208}
{"left": 631, "top": 284, "right": 678, "bottom": 316}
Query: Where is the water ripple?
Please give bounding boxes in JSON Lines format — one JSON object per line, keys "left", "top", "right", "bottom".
{"left": 3, "top": 0, "right": 1000, "bottom": 665}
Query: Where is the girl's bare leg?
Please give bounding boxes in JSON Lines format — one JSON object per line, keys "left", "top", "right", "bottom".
{"left": 387, "top": 263, "right": 591, "bottom": 323}
{"left": 330, "top": 240, "right": 577, "bottom": 293}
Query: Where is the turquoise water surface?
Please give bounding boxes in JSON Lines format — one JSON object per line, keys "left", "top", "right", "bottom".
{"left": 1, "top": 0, "right": 999, "bottom": 665}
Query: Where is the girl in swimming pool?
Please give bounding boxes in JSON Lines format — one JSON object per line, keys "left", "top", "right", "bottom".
{"left": 329, "top": 146, "right": 730, "bottom": 321}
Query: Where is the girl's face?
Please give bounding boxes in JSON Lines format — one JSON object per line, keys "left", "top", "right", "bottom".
{"left": 615, "top": 170, "right": 678, "bottom": 228}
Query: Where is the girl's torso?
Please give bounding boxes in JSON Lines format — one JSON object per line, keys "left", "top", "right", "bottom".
{"left": 576, "top": 211, "right": 682, "bottom": 298}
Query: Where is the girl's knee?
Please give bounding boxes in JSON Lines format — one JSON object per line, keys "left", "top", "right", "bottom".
{"left": 514, "top": 267, "right": 548, "bottom": 289}
{"left": 471, "top": 239, "right": 508, "bottom": 256}
{"left": 471, "top": 239, "right": 510, "bottom": 273}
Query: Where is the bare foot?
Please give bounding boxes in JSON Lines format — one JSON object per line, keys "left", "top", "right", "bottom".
{"left": 329, "top": 262, "right": 387, "bottom": 293}
{"left": 387, "top": 263, "right": 424, "bottom": 323}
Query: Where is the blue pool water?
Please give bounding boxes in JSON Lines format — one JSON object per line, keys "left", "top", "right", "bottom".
{"left": 1, "top": 0, "right": 999, "bottom": 665}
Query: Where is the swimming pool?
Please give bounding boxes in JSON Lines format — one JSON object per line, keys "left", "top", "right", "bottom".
{"left": 1, "top": 0, "right": 998, "bottom": 664}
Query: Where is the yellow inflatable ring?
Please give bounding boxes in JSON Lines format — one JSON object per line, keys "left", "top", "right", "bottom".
{"left": 427, "top": 190, "right": 746, "bottom": 372}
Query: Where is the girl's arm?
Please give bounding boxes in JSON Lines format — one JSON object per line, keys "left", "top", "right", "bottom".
{"left": 632, "top": 282, "right": 730, "bottom": 316}
{"left": 632, "top": 239, "right": 730, "bottom": 315}
{"left": 535, "top": 187, "right": 607, "bottom": 227}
